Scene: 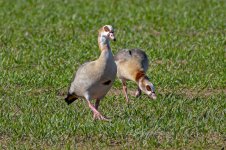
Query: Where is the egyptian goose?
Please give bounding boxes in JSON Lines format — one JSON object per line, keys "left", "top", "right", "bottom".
{"left": 114, "top": 48, "right": 156, "bottom": 102}
{"left": 65, "top": 25, "right": 117, "bottom": 120}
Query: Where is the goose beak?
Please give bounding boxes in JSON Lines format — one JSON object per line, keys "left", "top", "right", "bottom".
{"left": 149, "top": 92, "right": 157, "bottom": 100}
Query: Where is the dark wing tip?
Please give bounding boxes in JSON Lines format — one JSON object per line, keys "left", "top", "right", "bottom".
{"left": 102, "top": 80, "right": 111, "bottom": 85}
{"left": 65, "top": 93, "right": 78, "bottom": 105}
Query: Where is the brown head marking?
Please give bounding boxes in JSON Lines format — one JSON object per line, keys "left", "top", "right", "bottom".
{"left": 104, "top": 26, "right": 110, "bottom": 32}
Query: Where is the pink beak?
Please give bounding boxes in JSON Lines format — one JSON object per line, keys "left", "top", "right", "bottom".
{"left": 149, "top": 92, "right": 157, "bottom": 100}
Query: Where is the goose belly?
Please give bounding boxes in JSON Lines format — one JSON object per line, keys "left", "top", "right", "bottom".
{"left": 87, "top": 81, "right": 114, "bottom": 99}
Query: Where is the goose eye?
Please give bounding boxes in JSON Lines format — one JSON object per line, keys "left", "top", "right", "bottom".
{"left": 146, "top": 85, "right": 152, "bottom": 91}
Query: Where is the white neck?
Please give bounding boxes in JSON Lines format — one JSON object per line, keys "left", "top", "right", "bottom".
{"left": 98, "top": 35, "right": 110, "bottom": 51}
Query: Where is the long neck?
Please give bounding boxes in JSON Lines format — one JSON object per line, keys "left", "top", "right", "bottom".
{"left": 98, "top": 35, "right": 111, "bottom": 51}
{"left": 97, "top": 35, "right": 114, "bottom": 62}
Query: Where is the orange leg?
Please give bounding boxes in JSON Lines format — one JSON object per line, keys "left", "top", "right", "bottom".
{"left": 121, "top": 80, "right": 129, "bottom": 103}
{"left": 87, "top": 100, "right": 109, "bottom": 121}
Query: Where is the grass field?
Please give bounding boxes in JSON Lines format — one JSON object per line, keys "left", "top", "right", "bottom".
{"left": 0, "top": 0, "right": 225, "bottom": 149}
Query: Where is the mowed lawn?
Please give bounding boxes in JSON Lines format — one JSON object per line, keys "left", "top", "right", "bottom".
{"left": 0, "top": 0, "right": 225, "bottom": 149}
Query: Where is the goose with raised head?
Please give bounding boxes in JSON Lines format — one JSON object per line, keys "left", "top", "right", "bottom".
{"left": 65, "top": 25, "right": 117, "bottom": 120}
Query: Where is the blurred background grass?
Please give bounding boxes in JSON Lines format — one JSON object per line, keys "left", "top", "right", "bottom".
{"left": 0, "top": 0, "right": 225, "bottom": 149}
